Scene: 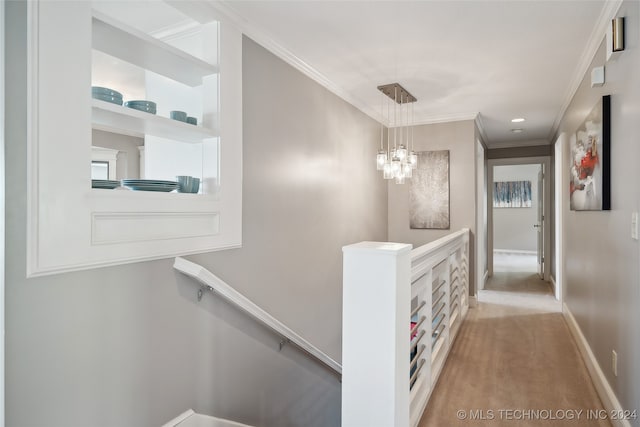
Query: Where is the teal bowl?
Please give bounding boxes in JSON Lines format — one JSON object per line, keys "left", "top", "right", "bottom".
{"left": 92, "top": 86, "right": 123, "bottom": 98}
{"left": 124, "top": 100, "right": 157, "bottom": 114}
{"left": 176, "top": 176, "right": 200, "bottom": 193}
{"left": 93, "top": 93, "right": 123, "bottom": 105}
{"left": 190, "top": 177, "right": 200, "bottom": 193}
{"left": 170, "top": 110, "right": 187, "bottom": 122}
{"left": 186, "top": 116, "right": 198, "bottom": 125}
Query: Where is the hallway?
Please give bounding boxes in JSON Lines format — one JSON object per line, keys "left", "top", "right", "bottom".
{"left": 485, "top": 252, "right": 552, "bottom": 295}
{"left": 418, "top": 302, "right": 610, "bottom": 427}
{"left": 480, "top": 252, "right": 560, "bottom": 312}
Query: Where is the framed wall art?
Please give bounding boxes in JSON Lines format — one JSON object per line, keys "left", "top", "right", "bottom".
{"left": 569, "top": 95, "right": 611, "bottom": 211}
{"left": 493, "top": 181, "right": 532, "bottom": 208}
{"left": 410, "top": 150, "right": 450, "bottom": 229}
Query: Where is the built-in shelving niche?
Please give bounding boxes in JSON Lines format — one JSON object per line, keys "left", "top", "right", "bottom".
{"left": 26, "top": 0, "right": 242, "bottom": 276}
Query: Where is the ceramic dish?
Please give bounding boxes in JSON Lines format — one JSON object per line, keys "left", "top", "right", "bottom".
{"left": 92, "top": 93, "right": 123, "bottom": 105}
{"left": 124, "top": 185, "right": 176, "bottom": 192}
{"left": 124, "top": 100, "right": 157, "bottom": 114}
{"left": 176, "top": 176, "right": 200, "bottom": 193}
{"left": 91, "top": 179, "right": 120, "bottom": 189}
{"left": 170, "top": 111, "right": 187, "bottom": 122}
{"left": 122, "top": 179, "right": 177, "bottom": 185}
{"left": 121, "top": 179, "right": 178, "bottom": 192}
{"left": 92, "top": 86, "right": 123, "bottom": 98}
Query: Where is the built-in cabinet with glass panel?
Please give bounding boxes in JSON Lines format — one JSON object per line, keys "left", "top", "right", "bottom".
{"left": 27, "top": 1, "right": 242, "bottom": 276}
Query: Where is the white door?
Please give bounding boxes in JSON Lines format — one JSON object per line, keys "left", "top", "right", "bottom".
{"left": 536, "top": 166, "right": 544, "bottom": 278}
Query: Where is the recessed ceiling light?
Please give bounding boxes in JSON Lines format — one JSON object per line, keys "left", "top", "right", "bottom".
{"left": 511, "top": 128, "right": 524, "bottom": 133}
{"left": 511, "top": 118, "right": 526, "bottom": 123}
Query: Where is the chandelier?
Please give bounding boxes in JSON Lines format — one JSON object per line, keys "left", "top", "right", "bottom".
{"left": 376, "top": 83, "right": 418, "bottom": 184}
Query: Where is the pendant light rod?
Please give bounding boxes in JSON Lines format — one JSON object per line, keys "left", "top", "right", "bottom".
{"left": 393, "top": 86, "right": 397, "bottom": 149}
{"left": 377, "top": 83, "right": 417, "bottom": 104}
{"left": 376, "top": 82, "right": 418, "bottom": 183}
{"left": 379, "top": 91, "right": 384, "bottom": 150}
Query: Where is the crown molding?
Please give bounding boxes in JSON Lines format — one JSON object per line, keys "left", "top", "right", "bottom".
{"left": 411, "top": 112, "right": 479, "bottom": 127}
{"left": 488, "top": 139, "right": 551, "bottom": 149}
{"left": 474, "top": 113, "right": 489, "bottom": 145}
{"left": 207, "top": 2, "right": 488, "bottom": 129}
{"left": 206, "top": 1, "right": 619, "bottom": 137}
{"left": 208, "top": 1, "right": 380, "bottom": 123}
{"left": 548, "top": 0, "right": 623, "bottom": 141}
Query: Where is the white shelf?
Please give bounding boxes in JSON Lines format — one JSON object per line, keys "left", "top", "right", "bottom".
{"left": 92, "top": 99, "right": 218, "bottom": 142}
{"left": 92, "top": 11, "right": 218, "bottom": 87}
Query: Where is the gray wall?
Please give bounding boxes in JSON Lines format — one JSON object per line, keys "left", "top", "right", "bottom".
{"left": 388, "top": 120, "right": 477, "bottom": 293}
{"left": 556, "top": 1, "right": 640, "bottom": 423}
{"left": 492, "top": 164, "right": 540, "bottom": 252}
{"left": 5, "top": 4, "right": 388, "bottom": 424}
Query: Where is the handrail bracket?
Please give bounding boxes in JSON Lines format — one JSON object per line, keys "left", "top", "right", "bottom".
{"left": 197, "top": 285, "right": 214, "bottom": 302}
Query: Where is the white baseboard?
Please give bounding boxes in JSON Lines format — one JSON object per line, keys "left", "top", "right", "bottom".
{"left": 493, "top": 249, "right": 537, "bottom": 255}
{"left": 468, "top": 296, "right": 478, "bottom": 308}
{"left": 550, "top": 275, "right": 556, "bottom": 292}
{"left": 562, "top": 303, "right": 631, "bottom": 427}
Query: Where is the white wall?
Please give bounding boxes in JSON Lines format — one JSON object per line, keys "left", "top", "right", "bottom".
{"left": 492, "top": 164, "right": 540, "bottom": 252}
{"left": 556, "top": 0, "right": 640, "bottom": 423}
{"left": 5, "top": 7, "right": 388, "bottom": 424}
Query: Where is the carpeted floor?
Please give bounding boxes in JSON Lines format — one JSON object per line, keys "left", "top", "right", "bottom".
{"left": 485, "top": 252, "right": 552, "bottom": 295}
{"left": 484, "top": 271, "right": 553, "bottom": 295}
{"left": 417, "top": 303, "right": 611, "bottom": 427}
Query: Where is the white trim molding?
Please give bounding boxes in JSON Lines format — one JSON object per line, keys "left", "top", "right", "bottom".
{"left": 493, "top": 249, "right": 537, "bottom": 256}
{"left": 487, "top": 156, "right": 552, "bottom": 284}
{"left": 468, "top": 295, "right": 478, "bottom": 308}
{"left": 549, "top": 0, "right": 623, "bottom": 142}
{"left": 563, "top": 303, "right": 631, "bottom": 427}
{"left": 0, "top": 0, "right": 6, "bottom": 423}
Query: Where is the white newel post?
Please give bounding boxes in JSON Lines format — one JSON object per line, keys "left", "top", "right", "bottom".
{"left": 342, "top": 242, "right": 412, "bottom": 427}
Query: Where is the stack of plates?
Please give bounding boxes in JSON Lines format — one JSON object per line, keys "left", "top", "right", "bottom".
{"left": 122, "top": 179, "right": 178, "bottom": 192}
{"left": 124, "top": 100, "right": 157, "bottom": 114}
{"left": 92, "top": 86, "right": 123, "bottom": 105}
{"left": 92, "top": 179, "right": 120, "bottom": 189}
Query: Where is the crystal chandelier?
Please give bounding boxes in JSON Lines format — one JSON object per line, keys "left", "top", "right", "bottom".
{"left": 376, "top": 83, "right": 418, "bottom": 184}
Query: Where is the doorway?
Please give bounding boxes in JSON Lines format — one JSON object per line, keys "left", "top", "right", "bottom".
{"left": 482, "top": 157, "right": 559, "bottom": 311}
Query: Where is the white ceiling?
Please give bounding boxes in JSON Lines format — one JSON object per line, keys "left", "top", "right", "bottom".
{"left": 216, "top": 0, "right": 615, "bottom": 148}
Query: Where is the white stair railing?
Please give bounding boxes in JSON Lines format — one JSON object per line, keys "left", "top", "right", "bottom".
{"left": 342, "top": 229, "right": 470, "bottom": 427}
{"left": 174, "top": 257, "right": 342, "bottom": 376}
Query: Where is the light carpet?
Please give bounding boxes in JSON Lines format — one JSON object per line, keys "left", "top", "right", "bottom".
{"left": 418, "top": 303, "right": 610, "bottom": 427}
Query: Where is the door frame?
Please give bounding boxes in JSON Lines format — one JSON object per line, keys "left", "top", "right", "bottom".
{"left": 1, "top": 1, "right": 6, "bottom": 424}
{"left": 487, "top": 156, "right": 551, "bottom": 283}
{"left": 554, "top": 134, "right": 568, "bottom": 304}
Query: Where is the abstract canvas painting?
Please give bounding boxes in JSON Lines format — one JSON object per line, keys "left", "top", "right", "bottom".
{"left": 569, "top": 95, "right": 611, "bottom": 211}
{"left": 493, "top": 181, "right": 532, "bottom": 208}
{"left": 410, "top": 150, "right": 450, "bottom": 229}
